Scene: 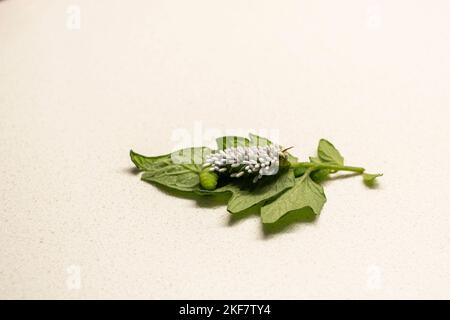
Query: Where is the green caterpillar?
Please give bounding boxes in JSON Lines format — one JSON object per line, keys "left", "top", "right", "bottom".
{"left": 199, "top": 169, "right": 218, "bottom": 190}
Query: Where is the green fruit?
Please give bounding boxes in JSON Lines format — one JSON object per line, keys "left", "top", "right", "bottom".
{"left": 199, "top": 169, "right": 218, "bottom": 190}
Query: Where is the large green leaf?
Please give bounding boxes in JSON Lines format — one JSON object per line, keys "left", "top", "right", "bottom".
{"left": 130, "top": 147, "right": 211, "bottom": 170}
{"left": 130, "top": 150, "right": 171, "bottom": 171}
{"left": 195, "top": 169, "right": 296, "bottom": 213}
{"left": 131, "top": 147, "right": 211, "bottom": 192}
{"left": 226, "top": 169, "right": 295, "bottom": 214}
{"left": 261, "top": 172, "right": 326, "bottom": 224}
{"left": 141, "top": 164, "right": 201, "bottom": 192}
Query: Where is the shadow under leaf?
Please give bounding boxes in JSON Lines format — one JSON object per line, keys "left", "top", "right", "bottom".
{"left": 123, "top": 167, "right": 141, "bottom": 175}
{"left": 132, "top": 168, "right": 320, "bottom": 235}
{"left": 227, "top": 205, "right": 261, "bottom": 226}
{"left": 363, "top": 179, "right": 381, "bottom": 189}
{"left": 319, "top": 172, "right": 360, "bottom": 186}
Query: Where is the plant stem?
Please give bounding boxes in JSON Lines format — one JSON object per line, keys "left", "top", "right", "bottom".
{"left": 292, "top": 162, "right": 365, "bottom": 174}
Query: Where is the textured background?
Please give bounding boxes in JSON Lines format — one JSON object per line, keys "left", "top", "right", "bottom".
{"left": 1, "top": 0, "right": 450, "bottom": 299}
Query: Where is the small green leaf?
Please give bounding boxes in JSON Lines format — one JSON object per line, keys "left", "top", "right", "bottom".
{"left": 285, "top": 153, "right": 298, "bottom": 164}
{"left": 309, "top": 156, "right": 322, "bottom": 164}
{"left": 261, "top": 172, "right": 326, "bottom": 224}
{"left": 317, "top": 139, "right": 344, "bottom": 165}
{"left": 216, "top": 136, "right": 249, "bottom": 149}
{"left": 310, "top": 140, "right": 344, "bottom": 181}
{"left": 363, "top": 173, "right": 383, "bottom": 186}
{"left": 226, "top": 169, "right": 295, "bottom": 214}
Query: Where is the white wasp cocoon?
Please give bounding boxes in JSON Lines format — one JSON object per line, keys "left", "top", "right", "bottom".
{"left": 204, "top": 144, "right": 282, "bottom": 182}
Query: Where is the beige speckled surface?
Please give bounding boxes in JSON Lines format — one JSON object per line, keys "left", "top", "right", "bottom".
{"left": 1, "top": 0, "right": 450, "bottom": 299}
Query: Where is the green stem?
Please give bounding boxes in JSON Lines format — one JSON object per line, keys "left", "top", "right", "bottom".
{"left": 291, "top": 162, "right": 365, "bottom": 174}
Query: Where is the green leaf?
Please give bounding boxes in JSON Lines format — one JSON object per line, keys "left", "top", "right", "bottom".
{"left": 195, "top": 169, "right": 295, "bottom": 213}
{"left": 170, "top": 147, "right": 211, "bottom": 166}
{"left": 285, "top": 153, "right": 298, "bottom": 164}
{"left": 141, "top": 164, "right": 201, "bottom": 192}
{"left": 363, "top": 173, "right": 383, "bottom": 186}
{"left": 310, "top": 140, "right": 343, "bottom": 181}
{"left": 248, "top": 133, "right": 272, "bottom": 146}
{"left": 216, "top": 136, "right": 249, "bottom": 149}
{"left": 130, "top": 147, "right": 211, "bottom": 171}
{"left": 132, "top": 147, "right": 211, "bottom": 192}
{"left": 261, "top": 172, "right": 326, "bottom": 224}
{"left": 309, "top": 156, "right": 322, "bottom": 164}
{"left": 317, "top": 139, "right": 344, "bottom": 165}
{"left": 130, "top": 150, "right": 171, "bottom": 171}
{"left": 226, "top": 169, "right": 295, "bottom": 214}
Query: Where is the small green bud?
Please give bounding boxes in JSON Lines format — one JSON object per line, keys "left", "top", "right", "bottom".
{"left": 293, "top": 166, "right": 307, "bottom": 177}
{"left": 310, "top": 169, "right": 331, "bottom": 182}
{"left": 199, "top": 169, "right": 218, "bottom": 190}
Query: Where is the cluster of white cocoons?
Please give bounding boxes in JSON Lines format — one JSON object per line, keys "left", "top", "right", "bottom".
{"left": 203, "top": 145, "right": 282, "bottom": 183}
